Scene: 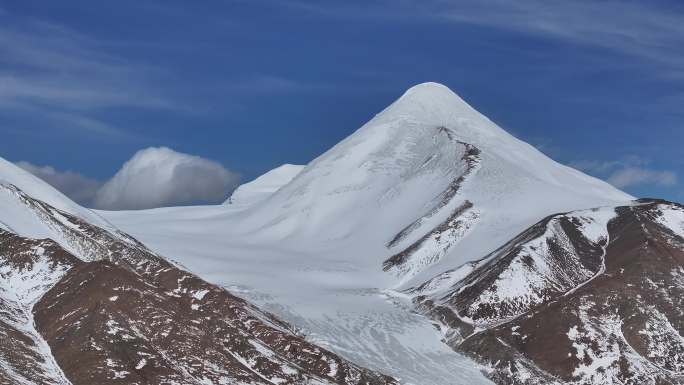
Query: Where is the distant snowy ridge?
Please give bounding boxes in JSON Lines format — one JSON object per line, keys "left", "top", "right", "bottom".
{"left": 227, "top": 164, "right": 304, "bottom": 206}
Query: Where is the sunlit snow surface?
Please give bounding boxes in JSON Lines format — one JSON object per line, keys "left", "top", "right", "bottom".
{"left": 100, "top": 83, "right": 633, "bottom": 384}
{"left": 101, "top": 204, "right": 492, "bottom": 385}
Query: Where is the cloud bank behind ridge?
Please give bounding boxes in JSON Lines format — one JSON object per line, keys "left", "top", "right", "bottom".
{"left": 17, "top": 147, "right": 240, "bottom": 210}
{"left": 15, "top": 161, "right": 102, "bottom": 205}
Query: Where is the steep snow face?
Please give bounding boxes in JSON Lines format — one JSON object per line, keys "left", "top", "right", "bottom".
{"left": 227, "top": 164, "right": 304, "bottom": 206}
{"left": 238, "top": 101, "right": 476, "bottom": 243}
{"left": 235, "top": 82, "right": 632, "bottom": 286}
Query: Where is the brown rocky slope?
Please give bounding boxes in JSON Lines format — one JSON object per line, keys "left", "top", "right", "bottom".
{"left": 0, "top": 183, "right": 398, "bottom": 385}
{"left": 411, "top": 199, "right": 684, "bottom": 384}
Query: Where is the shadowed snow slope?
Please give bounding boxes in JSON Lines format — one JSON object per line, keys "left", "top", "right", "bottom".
{"left": 100, "top": 83, "right": 633, "bottom": 385}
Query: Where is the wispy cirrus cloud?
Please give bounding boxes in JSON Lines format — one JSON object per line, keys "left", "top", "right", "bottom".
{"left": 0, "top": 11, "right": 176, "bottom": 138}
{"left": 437, "top": 0, "right": 684, "bottom": 76}
{"left": 269, "top": 0, "right": 684, "bottom": 78}
{"left": 230, "top": 75, "right": 323, "bottom": 94}
{"left": 0, "top": 18, "right": 173, "bottom": 107}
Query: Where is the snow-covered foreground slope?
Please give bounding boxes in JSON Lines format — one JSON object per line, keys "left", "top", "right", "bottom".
{"left": 102, "top": 199, "right": 684, "bottom": 385}
{"left": 102, "top": 204, "right": 494, "bottom": 385}
{"left": 101, "top": 83, "right": 633, "bottom": 385}
{"left": 0, "top": 160, "right": 400, "bottom": 384}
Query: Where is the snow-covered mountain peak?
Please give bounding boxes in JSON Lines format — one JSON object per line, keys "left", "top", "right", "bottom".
{"left": 384, "top": 82, "right": 477, "bottom": 120}
{"left": 371, "top": 82, "right": 511, "bottom": 147}
{"left": 392, "top": 82, "right": 471, "bottom": 111}
{"left": 225, "top": 83, "right": 634, "bottom": 289}
{"left": 84, "top": 84, "right": 682, "bottom": 385}
{"left": 324, "top": 81, "right": 586, "bottom": 190}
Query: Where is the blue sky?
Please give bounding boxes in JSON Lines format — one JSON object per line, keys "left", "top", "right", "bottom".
{"left": 0, "top": 0, "right": 682, "bottom": 207}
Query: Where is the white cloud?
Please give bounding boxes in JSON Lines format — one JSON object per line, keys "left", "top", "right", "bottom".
{"left": 607, "top": 167, "right": 677, "bottom": 189}
{"left": 92, "top": 147, "right": 240, "bottom": 210}
{"left": 15, "top": 161, "right": 102, "bottom": 205}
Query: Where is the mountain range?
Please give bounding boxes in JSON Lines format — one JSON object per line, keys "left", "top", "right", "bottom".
{"left": 1, "top": 83, "right": 683, "bottom": 385}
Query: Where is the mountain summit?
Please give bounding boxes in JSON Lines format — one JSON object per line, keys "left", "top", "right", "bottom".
{"left": 237, "top": 82, "right": 631, "bottom": 286}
